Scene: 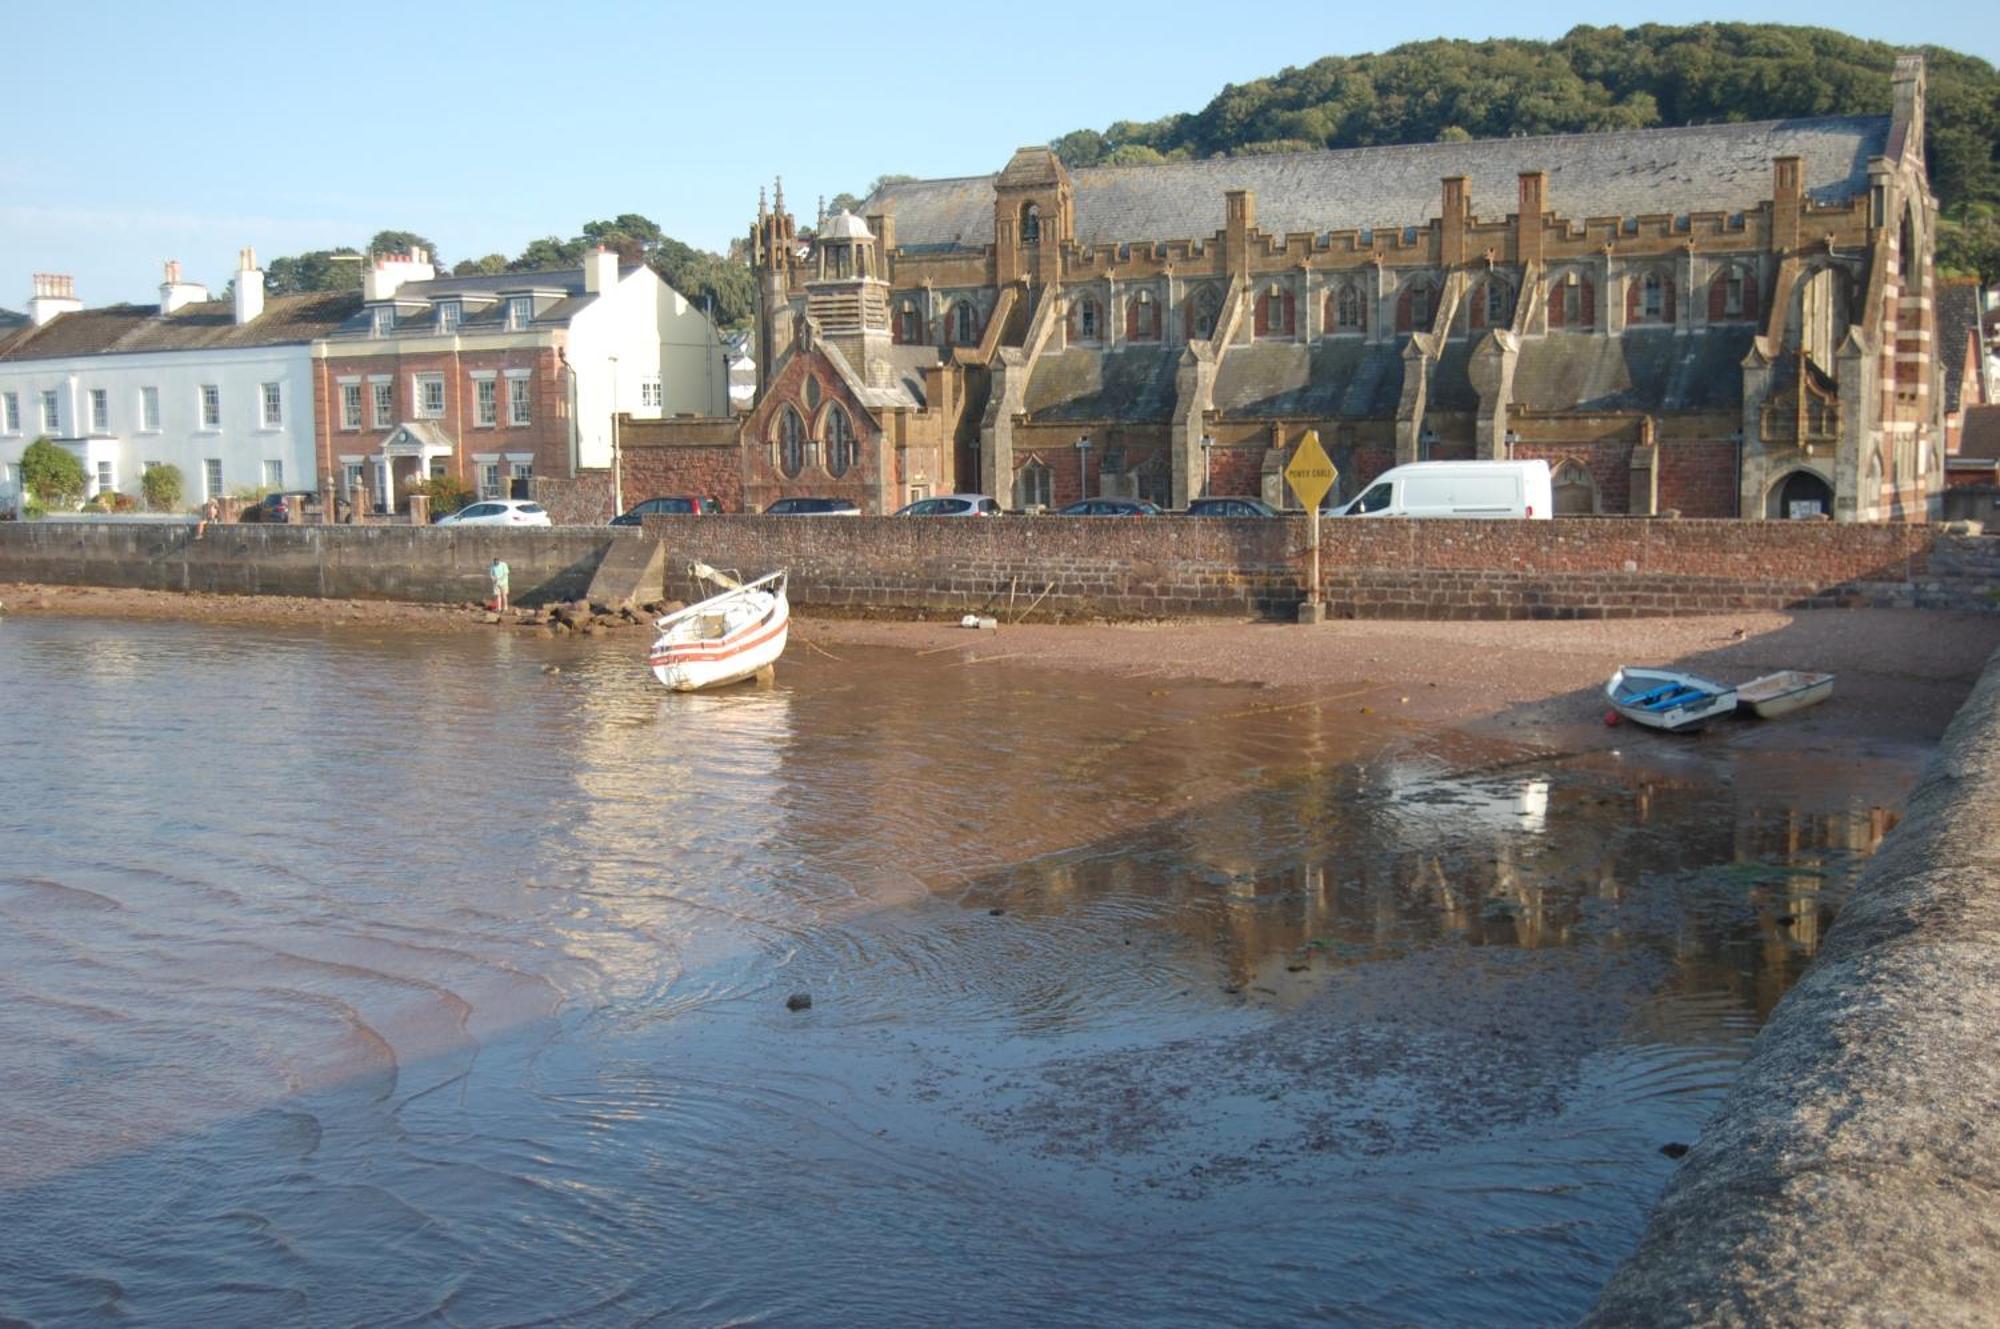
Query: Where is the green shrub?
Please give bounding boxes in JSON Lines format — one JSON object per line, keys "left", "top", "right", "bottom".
{"left": 142, "top": 463, "right": 185, "bottom": 511}
{"left": 417, "top": 473, "right": 475, "bottom": 516}
{"left": 20, "top": 437, "right": 86, "bottom": 507}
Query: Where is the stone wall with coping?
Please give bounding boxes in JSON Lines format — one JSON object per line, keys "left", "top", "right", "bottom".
{"left": 1584, "top": 644, "right": 2000, "bottom": 1326}
{"left": 0, "top": 521, "right": 631, "bottom": 605}
{"left": 2, "top": 516, "right": 1993, "bottom": 619}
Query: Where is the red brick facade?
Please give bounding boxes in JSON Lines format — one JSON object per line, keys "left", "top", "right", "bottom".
{"left": 314, "top": 347, "right": 569, "bottom": 493}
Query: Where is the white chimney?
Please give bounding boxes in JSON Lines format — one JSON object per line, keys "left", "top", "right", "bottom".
{"left": 584, "top": 245, "right": 619, "bottom": 294}
{"left": 28, "top": 273, "right": 82, "bottom": 326}
{"left": 159, "top": 259, "right": 210, "bottom": 315}
{"left": 362, "top": 246, "right": 437, "bottom": 302}
{"left": 233, "top": 247, "right": 265, "bottom": 325}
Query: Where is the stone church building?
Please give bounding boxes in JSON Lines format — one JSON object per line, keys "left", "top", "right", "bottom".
{"left": 730, "top": 55, "right": 1941, "bottom": 520}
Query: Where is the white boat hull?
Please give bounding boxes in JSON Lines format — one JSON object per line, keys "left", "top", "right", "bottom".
{"left": 648, "top": 574, "right": 790, "bottom": 692}
{"left": 1607, "top": 667, "right": 1738, "bottom": 733}
{"left": 1737, "top": 671, "right": 1834, "bottom": 719}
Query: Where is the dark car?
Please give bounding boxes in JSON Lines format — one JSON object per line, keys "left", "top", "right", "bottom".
{"left": 1185, "top": 497, "right": 1278, "bottom": 517}
{"left": 238, "top": 491, "right": 318, "bottom": 523}
{"left": 765, "top": 497, "right": 861, "bottom": 516}
{"left": 611, "top": 496, "right": 722, "bottom": 525}
{"left": 1054, "top": 497, "right": 1163, "bottom": 516}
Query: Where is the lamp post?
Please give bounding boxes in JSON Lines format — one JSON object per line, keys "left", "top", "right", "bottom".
{"left": 609, "top": 354, "right": 623, "bottom": 518}
{"left": 1200, "top": 433, "right": 1214, "bottom": 498}
{"left": 1075, "top": 434, "right": 1092, "bottom": 502}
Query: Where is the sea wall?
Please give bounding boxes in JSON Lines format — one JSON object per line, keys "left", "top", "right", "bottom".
{"left": 0, "top": 517, "right": 1993, "bottom": 619}
{"left": 0, "top": 521, "right": 627, "bottom": 605}
{"left": 1584, "top": 645, "right": 2000, "bottom": 1326}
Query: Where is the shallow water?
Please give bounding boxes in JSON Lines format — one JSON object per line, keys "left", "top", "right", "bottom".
{"left": 0, "top": 618, "right": 1905, "bottom": 1326}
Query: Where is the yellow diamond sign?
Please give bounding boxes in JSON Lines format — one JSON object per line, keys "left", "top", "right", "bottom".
{"left": 1284, "top": 429, "right": 1339, "bottom": 512}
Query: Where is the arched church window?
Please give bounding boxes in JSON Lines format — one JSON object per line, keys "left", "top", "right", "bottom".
{"left": 1486, "top": 279, "right": 1511, "bottom": 328}
{"left": 950, "top": 301, "right": 979, "bottom": 346}
{"left": 778, "top": 406, "right": 806, "bottom": 479}
{"left": 1015, "top": 459, "right": 1052, "bottom": 510}
{"left": 1333, "top": 283, "right": 1365, "bottom": 332}
{"left": 896, "top": 301, "right": 921, "bottom": 344}
{"left": 1128, "top": 289, "right": 1160, "bottom": 341}
{"left": 1076, "top": 297, "right": 1100, "bottom": 340}
{"left": 1188, "top": 287, "right": 1222, "bottom": 340}
{"left": 824, "top": 406, "right": 855, "bottom": 478}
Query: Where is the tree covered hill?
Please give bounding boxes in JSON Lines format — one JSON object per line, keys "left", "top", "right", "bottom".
{"left": 1047, "top": 24, "right": 1999, "bottom": 279}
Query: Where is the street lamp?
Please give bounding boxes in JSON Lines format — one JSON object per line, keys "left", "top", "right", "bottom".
{"left": 1200, "top": 433, "right": 1215, "bottom": 497}
{"left": 609, "top": 354, "right": 623, "bottom": 518}
{"left": 1075, "top": 434, "right": 1092, "bottom": 501}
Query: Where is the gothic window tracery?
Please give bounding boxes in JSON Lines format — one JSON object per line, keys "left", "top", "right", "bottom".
{"left": 824, "top": 406, "right": 855, "bottom": 478}
{"left": 778, "top": 405, "right": 807, "bottom": 478}
{"left": 1331, "top": 283, "right": 1365, "bottom": 332}
{"left": 1127, "top": 289, "right": 1160, "bottom": 340}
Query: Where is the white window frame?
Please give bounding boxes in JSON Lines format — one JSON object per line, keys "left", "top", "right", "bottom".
{"left": 414, "top": 373, "right": 446, "bottom": 420}
{"left": 474, "top": 455, "right": 503, "bottom": 499}
{"left": 340, "top": 381, "right": 363, "bottom": 430}
{"left": 42, "top": 389, "right": 61, "bottom": 434}
{"left": 371, "top": 306, "right": 394, "bottom": 337}
{"left": 89, "top": 388, "right": 109, "bottom": 434}
{"left": 140, "top": 385, "right": 161, "bottom": 432}
{"left": 203, "top": 457, "right": 223, "bottom": 500}
{"left": 95, "top": 459, "right": 114, "bottom": 494}
{"left": 261, "top": 381, "right": 283, "bottom": 429}
{"left": 371, "top": 378, "right": 394, "bottom": 428}
{"left": 200, "top": 384, "right": 221, "bottom": 430}
{"left": 473, "top": 375, "right": 498, "bottom": 427}
{"left": 507, "top": 372, "right": 532, "bottom": 426}
{"left": 438, "top": 301, "right": 461, "bottom": 333}
{"left": 1, "top": 391, "right": 18, "bottom": 434}
{"left": 505, "top": 296, "right": 532, "bottom": 331}
{"left": 262, "top": 459, "right": 283, "bottom": 490}
{"left": 640, "top": 375, "right": 662, "bottom": 408}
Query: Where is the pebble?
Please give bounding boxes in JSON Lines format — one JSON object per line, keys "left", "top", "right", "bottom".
{"left": 987, "top": 907, "right": 1006, "bottom": 916}
{"left": 1660, "top": 1142, "right": 1691, "bottom": 1159}
{"left": 785, "top": 992, "right": 813, "bottom": 1012}
{"left": 542, "top": 664, "right": 561, "bottom": 675}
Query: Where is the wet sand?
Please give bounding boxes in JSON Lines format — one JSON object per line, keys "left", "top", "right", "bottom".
{"left": 6, "top": 581, "right": 1995, "bottom": 751}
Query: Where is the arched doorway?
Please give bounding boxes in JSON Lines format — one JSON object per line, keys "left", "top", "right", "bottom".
{"left": 1767, "top": 469, "right": 1833, "bottom": 520}
{"left": 1552, "top": 458, "right": 1597, "bottom": 515}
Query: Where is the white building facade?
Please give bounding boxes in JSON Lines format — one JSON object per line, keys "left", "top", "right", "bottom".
{"left": 0, "top": 260, "right": 354, "bottom": 513}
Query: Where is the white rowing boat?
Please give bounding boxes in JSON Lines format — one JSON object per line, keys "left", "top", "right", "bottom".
{"left": 648, "top": 565, "right": 789, "bottom": 692}
{"left": 1736, "top": 670, "right": 1834, "bottom": 719}
{"left": 1606, "top": 666, "right": 1738, "bottom": 733}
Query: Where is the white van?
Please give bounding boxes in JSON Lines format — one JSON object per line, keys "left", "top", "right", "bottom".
{"left": 1331, "top": 460, "right": 1553, "bottom": 519}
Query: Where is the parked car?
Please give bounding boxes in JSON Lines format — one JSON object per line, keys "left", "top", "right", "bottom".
{"left": 1184, "top": 496, "right": 1277, "bottom": 517}
{"left": 238, "top": 490, "right": 319, "bottom": 524}
{"left": 765, "top": 497, "right": 861, "bottom": 516}
{"left": 893, "top": 494, "right": 1001, "bottom": 517}
{"left": 1054, "top": 497, "right": 1163, "bottom": 516}
{"left": 1327, "top": 460, "right": 1552, "bottom": 520}
{"left": 611, "top": 496, "right": 722, "bottom": 525}
{"left": 434, "top": 499, "right": 552, "bottom": 527}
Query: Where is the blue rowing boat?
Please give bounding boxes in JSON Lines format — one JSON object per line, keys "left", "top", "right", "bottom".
{"left": 1606, "top": 667, "right": 1739, "bottom": 733}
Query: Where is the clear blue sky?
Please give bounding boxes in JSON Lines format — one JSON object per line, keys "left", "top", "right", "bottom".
{"left": 7, "top": 0, "right": 1992, "bottom": 306}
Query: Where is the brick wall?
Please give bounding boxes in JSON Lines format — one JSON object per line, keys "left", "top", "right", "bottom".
{"left": 7, "top": 517, "right": 1991, "bottom": 619}
{"left": 319, "top": 347, "right": 569, "bottom": 485}
{"left": 533, "top": 471, "right": 615, "bottom": 525}
{"left": 618, "top": 417, "right": 747, "bottom": 512}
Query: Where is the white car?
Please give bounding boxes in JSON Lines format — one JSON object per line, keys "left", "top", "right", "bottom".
{"left": 435, "top": 499, "right": 552, "bottom": 527}
{"left": 893, "top": 494, "right": 1002, "bottom": 517}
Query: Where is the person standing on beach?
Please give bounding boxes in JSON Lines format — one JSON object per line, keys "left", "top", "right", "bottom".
{"left": 490, "top": 557, "right": 511, "bottom": 612}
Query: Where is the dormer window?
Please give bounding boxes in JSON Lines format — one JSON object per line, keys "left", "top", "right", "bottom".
{"left": 438, "top": 301, "right": 461, "bottom": 333}
{"left": 371, "top": 307, "right": 394, "bottom": 338}
{"left": 506, "top": 296, "right": 532, "bottom": 331}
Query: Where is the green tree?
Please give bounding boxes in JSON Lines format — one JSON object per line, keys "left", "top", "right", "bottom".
{"left": 141, "top": 463, "right": 185, "bottom": 512}
{"left": 453, "top": 253, "right": 509, "bottom": 277}
{"left": 264, "top": 248, "right": 365, "bottom": 295}
{"left": 416, "top": 473, "right": 474, "bottom": 517}
{"left": 20, "top": 437, "right": 86, "bottom": 507}
{"left": 511, "top": 235, "right": 587, "bottom": 270}
{"left": 1938, "top": 205, "right": 2000, "bottom": 286}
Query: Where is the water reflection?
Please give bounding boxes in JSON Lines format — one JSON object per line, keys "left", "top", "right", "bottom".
{"left": 0, "top": 618, "right": 1911, "bottom": 1327}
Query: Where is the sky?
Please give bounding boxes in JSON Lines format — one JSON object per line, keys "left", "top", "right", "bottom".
{"left": 6, "top": 0, "right": 1994, "bottom": 307}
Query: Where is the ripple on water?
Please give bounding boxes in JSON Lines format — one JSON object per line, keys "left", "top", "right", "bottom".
{"left": 0, "top": 617, "right": 1905, "bottom": 1327}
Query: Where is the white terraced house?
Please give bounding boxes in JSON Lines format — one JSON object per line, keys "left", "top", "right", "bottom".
{"left": 0, "top": 255, "right": 354, "bottom": 513}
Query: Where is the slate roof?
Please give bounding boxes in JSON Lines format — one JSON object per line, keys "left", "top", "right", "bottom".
{"left": 1937, "top": 279, "right": 1984, "bottom": 414}
{"left": 1211, "top": 341, "right": 1407, "bottom": 419}
{"left": 1512, "top": 327, "right": 1755, "bottom": 414}
{"left": 323, "top": 264, "right": 614, "bottom": 339}
{"left": 0, "top": 291, "right": 363, "bottom": 362}
{"left": 1960, "top": 406, "right": 2000, "bottom": 462}
{"left": 1026, "top": 346, "right": 1183, "bottom": 422}
{"left": 865, "top": 116, "right": 1889, "bottom": 252}
{"left": 0, "top": 307, "right": 25, "bottom": 332}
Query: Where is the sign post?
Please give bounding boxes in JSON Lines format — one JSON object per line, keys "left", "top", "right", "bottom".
{"left": 1283, "top": 430, "right": 1338, "bottom": 625}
